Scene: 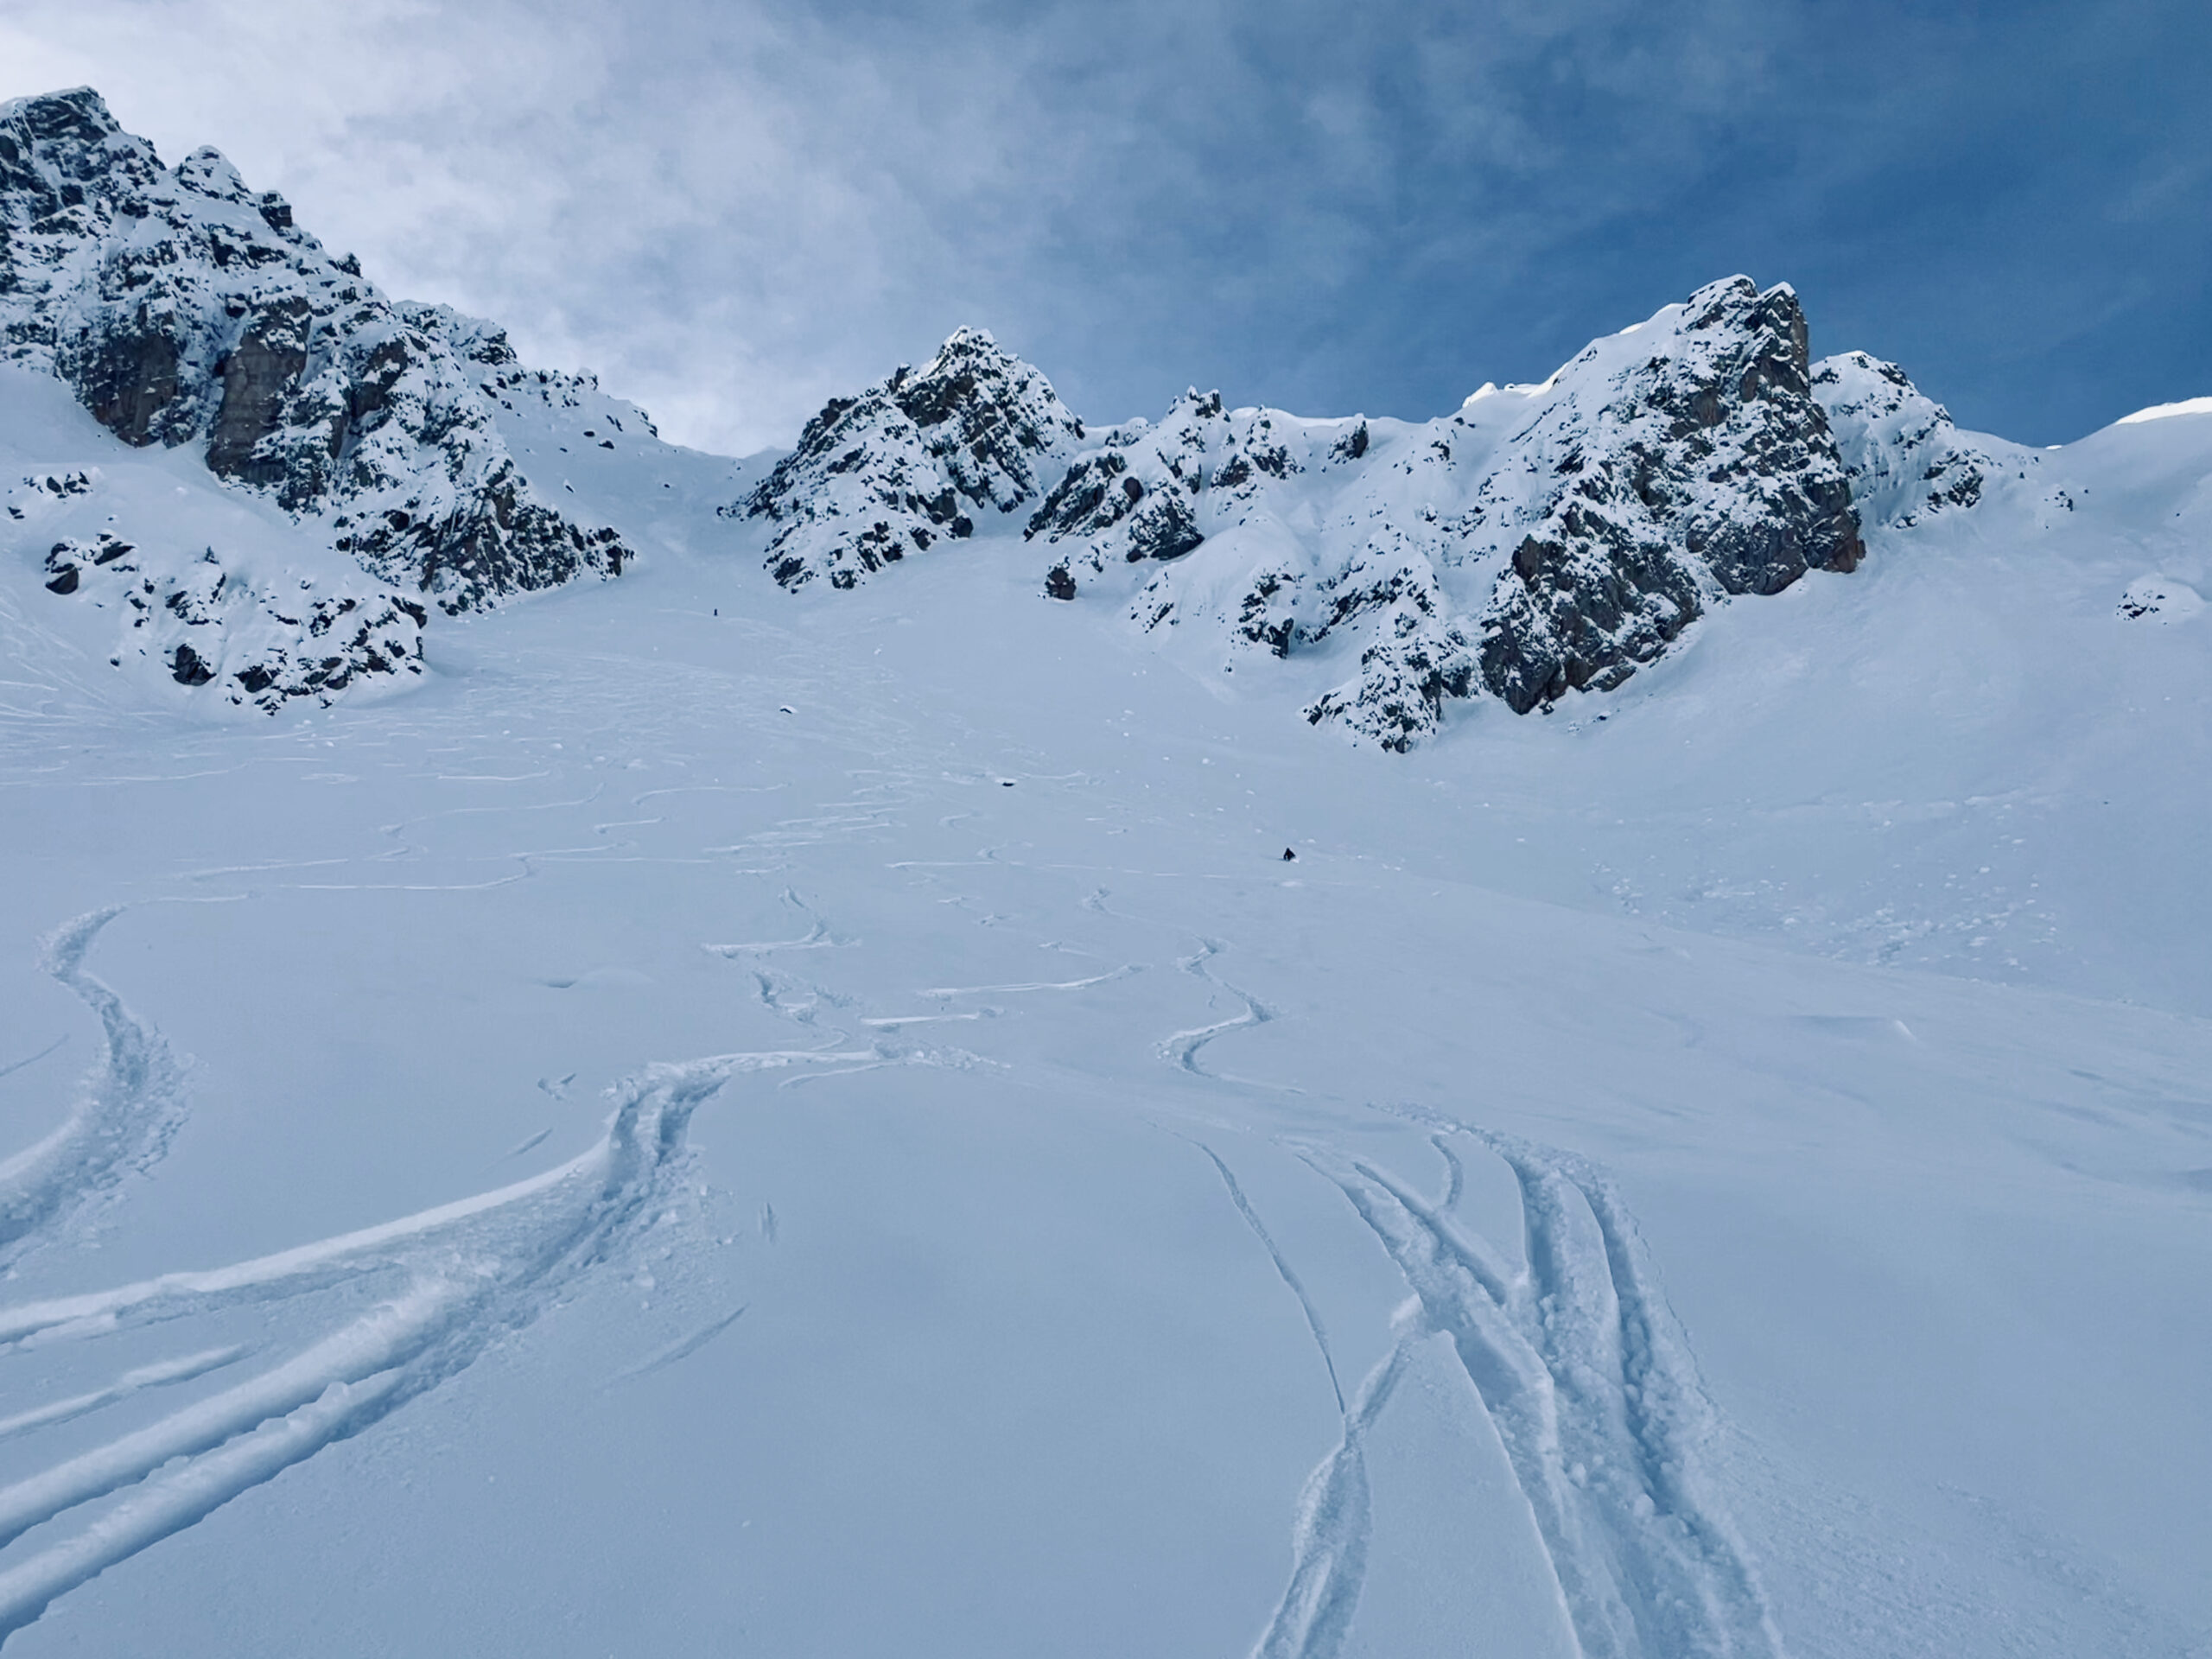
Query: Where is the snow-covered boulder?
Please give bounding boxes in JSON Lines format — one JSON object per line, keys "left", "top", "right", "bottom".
{"left": 739, "top": 328, "right": 1084, "bottom": 589}
{"left": 0, "top": 87, "right": 633, "bottom": 613}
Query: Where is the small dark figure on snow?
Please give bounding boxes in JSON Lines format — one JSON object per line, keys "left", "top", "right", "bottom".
{"left": 1281, "top": 847, "right": 1297, "bottom": 861}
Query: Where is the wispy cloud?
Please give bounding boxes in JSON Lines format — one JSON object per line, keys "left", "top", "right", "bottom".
{"left": 4, "top": 0, "right": 2206, "bottom": 448}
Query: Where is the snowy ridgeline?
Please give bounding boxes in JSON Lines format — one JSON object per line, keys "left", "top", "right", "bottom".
{"left": 0, "top": 87, "right": 645, "bottom": 709}
{"left": 3, "top": 85, "right": 2209, "bottom": 736}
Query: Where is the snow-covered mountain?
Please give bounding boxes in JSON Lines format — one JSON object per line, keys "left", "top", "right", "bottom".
{"left": 738, "top": 327, "right": 1086, "bottom": 590}
{"left": 2, "top": 86, "right": 2199, "bottom": 751}
{"left": 3, "top": 81, "right": 2212, "bottom": 1659}
{"left": 737, "top": 277, "right": 1877, "bottom": 747}
{"left": 0, "top": 86, "right": 645, "bottom": 706}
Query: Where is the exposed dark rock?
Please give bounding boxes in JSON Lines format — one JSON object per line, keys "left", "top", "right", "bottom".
{"left": 1471, "top": 276, "right": 1864, "bottom": 713}
{"left": 205, "top": 296, "right": 311, "bottom": 483}
{"left": 741, "top": 327, "right": 1083, "bottom": 589}
{"left": 69, "top": 315, "right": 181, "bottom": 445}
{"left": 1, "top": 88, "right": 633, "bottom": 613}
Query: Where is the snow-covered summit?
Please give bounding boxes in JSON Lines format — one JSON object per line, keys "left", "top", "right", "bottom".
{"left": 739, "top": 327, "right": 1084, "bottom": 589}
{"left": 0, "top": 87, "right": 632, "bottom": 614}
{"left": 1809, "top": 349, "right": 2028, "bottom": 530}
{"left": 740, "top": 275, "right": 1859, "bottom": 746}
{"left": 1032, "top": 276, "right": 1868, "bottom": 743}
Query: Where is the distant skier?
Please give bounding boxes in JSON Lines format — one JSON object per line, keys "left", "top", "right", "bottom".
{"left": 1281, "top": 847, "right": 1297, "bottom": 861}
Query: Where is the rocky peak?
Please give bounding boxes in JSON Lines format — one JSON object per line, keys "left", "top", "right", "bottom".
{"left": 0, "top": 86, "right": 632, "bottom": 613}
{"left": 741, "top": 328, "right": 1083, "bottom": 589}
{"left": 885, "top": 327, "right": 1083, "bottom": 511}
{"left": 1009, "top": 276, "right": 1871, "bottom": 747}
{"left": 1468, "top": 275, "right": 1864, "bottom": 715}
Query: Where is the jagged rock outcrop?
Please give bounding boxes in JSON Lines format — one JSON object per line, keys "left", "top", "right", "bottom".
{"left": 752, "top": 277, "right": 1871, "bottom": 748}
{"left": 737, "top": 328, "right": 1084, "bottom": 589}
{"left": 0, "top": 86, "right": 632, "bottom": 613}
{"left": 1466, "top": 276, "right": 1863, "bottom": 714}
{"left": 1810, "top": 350, "right": 2021, "bottom": 530}
{"left": 1027, "top": 389, "right": 1306, "bottom": 568}
{"left": 9, "top": 468, "right": 426, "bottom": 712}
{"left": 1021, "top": 276, "right": 1866, "bottom": 743}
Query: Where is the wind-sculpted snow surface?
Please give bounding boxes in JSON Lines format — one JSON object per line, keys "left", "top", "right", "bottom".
{"left": 0, "top": 89, "right": 633, "bottom": 613}
{"left": 0, "top": 1039, "right": 760, "bottom": 1641}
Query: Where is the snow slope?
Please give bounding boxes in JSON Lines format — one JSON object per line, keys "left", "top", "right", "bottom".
{"left": 2, "top": 85, "right": 2210, "bottom": 1654}
{"left": 0, "top": 375, "right": 2207, "bottom": 1655}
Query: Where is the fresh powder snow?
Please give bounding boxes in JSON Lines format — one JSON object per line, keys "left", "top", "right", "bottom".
{"left": 0, "top": 84, "right": 2209, "bottom": 1659}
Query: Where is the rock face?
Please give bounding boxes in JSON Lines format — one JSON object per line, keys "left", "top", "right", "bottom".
{"left": 1456, "top": 277, "right": 1865, "bottom": 715}
{"left": 0, "top": 87, "right": 632, "bottom": 613}
{"left": 754, "top": 277, "right": 1870, "bottom": 747}
{"left": 738, "top": 328, "right": 1084, "bottom": 589}
{"left": 1020, "top": 276, "right": 1866, "bottom": 743}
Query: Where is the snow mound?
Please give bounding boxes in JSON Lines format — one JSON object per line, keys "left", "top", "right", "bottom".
{"left": 2117, "top": 575, "right": 2204, "bottom": 622}
{"left": 2115, "top": 395, "right": 2212, "bottom": 425}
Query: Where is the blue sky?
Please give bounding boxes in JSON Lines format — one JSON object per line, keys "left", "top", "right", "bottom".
{"left": 4, "top": 0, "right": 2205, "bottom": 452}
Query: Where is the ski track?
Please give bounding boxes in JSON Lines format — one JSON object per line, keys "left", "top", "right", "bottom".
{"left": 0, "top": 1038, "right": 65, "bottom": 1085}
{"left": 702, "top": 887, "right": 842, "bottom": 954}
{"left": 1195, "top": 1144, "right": 1345, "bottom": 1414}
{"left": 0, "top": 1047, "right": 778, "bottom": 1643}
{"left": 0, "top": 910, "right": 187, "bottom": 1267}
{"left": 1132, "top": 912, "right": 1777, "bottom": 1657}
{"left": 608, "top": 1304, "right": 747, "bottom": 1383}
{"left": 0, "top": 1347, "right": 247, "bottom": 1445}
{"left": 919, "top": 965, "right": 1138, "bottom": 998}
{"left": 1160, "top": 940, "right": 1273, "bottom": 1077}
{"left": 1251, "top": 1338, "right": 1412, "bottom": 1659}
{"left": 1302, "top": 1126, "right": 1786, "bottom": 1659}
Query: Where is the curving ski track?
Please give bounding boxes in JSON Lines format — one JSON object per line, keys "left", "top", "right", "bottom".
{"left": 0, "top": 910, "right": 187, "bottom": 1266}
{"left": 0, "top": 1048, "right": 772, "bottom": 1643}
{"left": 1300, "top": 1128, "right": 1785, "bottom": 1659}
{"left": 1160, "top": 940, "right": 1274, "bottom": 1077}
